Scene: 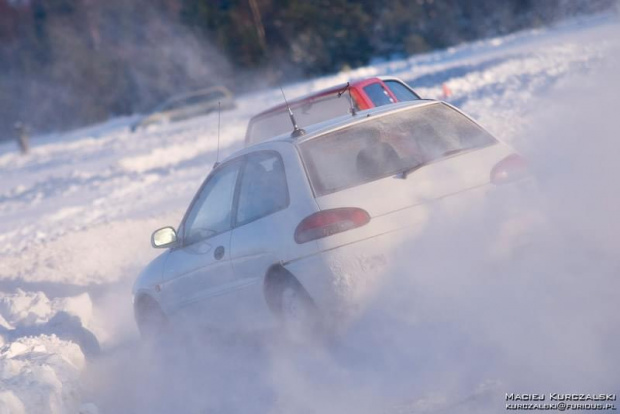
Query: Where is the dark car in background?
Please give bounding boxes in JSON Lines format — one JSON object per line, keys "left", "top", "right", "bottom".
{"left": 131, "top": 86, "right": 235, "bottom": 132}
{"left": 244, "top": 77, "right": 420, "bottom": 146}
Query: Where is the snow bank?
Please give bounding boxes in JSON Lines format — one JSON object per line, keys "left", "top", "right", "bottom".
{"left": 0, "top": 291, "right": 92, "bottom": 328}
{"left": 0, "top": 290, "right": 99, "bottom": 414}
{"left": 0, "top": 335, "right": 84, "bottom": 414}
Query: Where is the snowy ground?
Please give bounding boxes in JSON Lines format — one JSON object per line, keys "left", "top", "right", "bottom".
{"left": 1, "top": 13, "right": 619, "bottom": 414}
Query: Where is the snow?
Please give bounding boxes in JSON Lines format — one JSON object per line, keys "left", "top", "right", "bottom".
{"left": 0, "top": 13, "right": 619, "bottom": 413}
{"left": 0, "top": 290, "right": 97, "bottom": 414}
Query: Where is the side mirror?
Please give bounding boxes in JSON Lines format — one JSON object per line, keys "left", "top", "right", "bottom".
{"left": 151, "top": 226, "right": 178, "bottom": 248}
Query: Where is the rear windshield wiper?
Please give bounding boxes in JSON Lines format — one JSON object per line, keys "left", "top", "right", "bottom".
{"left": 442, "top": 148, "right": 472, "bottom": 157}
{"left": 396, "top": 161, "right": 431, "bottom": 179}
{"left": 396, "top": 148, "right": 470, "bottom": 179}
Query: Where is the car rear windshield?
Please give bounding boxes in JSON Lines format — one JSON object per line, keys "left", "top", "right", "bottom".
{"left": 299, "top": 102, "right": 497, "bottom": 196}
{"left": 363, "top": 83, "right": 395, "bottom": 106}
{"left": 384, "top": 80, "right": 420, "bottom": 101}
{"left": 247, "top": 92, "right": 353, "bottom": 145}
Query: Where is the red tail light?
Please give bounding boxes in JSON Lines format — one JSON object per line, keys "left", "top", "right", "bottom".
{"left": 294, "top": 207, "right": 370, "bottom": 244}
{"left": 490, "top": 154, "right": 529, "bottom": 185}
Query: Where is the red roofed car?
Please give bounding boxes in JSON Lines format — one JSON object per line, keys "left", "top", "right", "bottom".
{"left": 244, "top": 77, "right": 420, "bottom": 147}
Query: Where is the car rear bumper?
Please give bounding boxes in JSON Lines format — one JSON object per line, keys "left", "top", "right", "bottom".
{"left": 283, "top": 177, "right": 545, "bottom": 330}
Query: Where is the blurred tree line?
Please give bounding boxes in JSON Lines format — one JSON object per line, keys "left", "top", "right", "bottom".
{"left": 0, "top": 0, "right": 615, "bottom": 140}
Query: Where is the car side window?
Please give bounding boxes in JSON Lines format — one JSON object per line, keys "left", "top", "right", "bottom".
{"left": 384, "top": 80, "right": 420, "bottom": 101}
{"left": 183, "top": 162, "right": 240, "bottom": 245}
{"left": 363, "top": 83, "right": 395, "bottom": 107}
{"left": 235, "top": 151, "right": 289, "bottom": 226}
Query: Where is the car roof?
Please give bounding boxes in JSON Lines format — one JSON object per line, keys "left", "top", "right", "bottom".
{"left": 220, "top": 100, "right": 439, "bottom": 163}
{"left": 249, "top": 76, "right": 398, "bottom": 120}
{"left": 376, "top": 75, "right": 412, "bottom": 83}
{"left": 250, "top": 83, "right": 356, "bottom": 119}
{"left": 248, "top": 76, "right": 417, "bottom": 125}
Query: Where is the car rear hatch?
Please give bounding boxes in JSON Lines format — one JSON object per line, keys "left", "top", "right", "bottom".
{"left": 297, "top": 102, "right": 526, "bottom": 248}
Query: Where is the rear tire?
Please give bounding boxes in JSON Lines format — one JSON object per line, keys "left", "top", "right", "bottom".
{"left": 281, "top": 283, "right": 315, "bottom": 331}
{"left": 266, "top": 268, "right": 322, "bottom": 340}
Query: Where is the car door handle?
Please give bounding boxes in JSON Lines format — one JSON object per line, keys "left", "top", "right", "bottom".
{"left": 214, "top": 246, "right": 225, "bottom": 260}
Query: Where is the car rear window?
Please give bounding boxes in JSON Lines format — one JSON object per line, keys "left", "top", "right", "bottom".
{"left": 384, "top": 80, "right": 420, "bottom": 101}
{"left": 247, "top": 92, "right": 353, "bottom": 145}
{"left": 363, "top": 83, "right": 395, "bottom": 107}
{"left": 299, "top": 103, "right": 497, "bottom": 196}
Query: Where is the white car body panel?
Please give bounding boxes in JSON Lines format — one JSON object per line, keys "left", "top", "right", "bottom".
{"left": 160, "top": 231, "right": 234, "bottom": 319}
{"left": 132, "top": 251, "right": 168, "bottom": 299}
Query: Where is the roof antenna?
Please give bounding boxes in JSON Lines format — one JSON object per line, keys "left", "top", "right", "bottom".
{"left": 280, "top": 85, "right": 305, "bottom": 138}
{"left": 213, "top": 101, "right": 221, "bottom": 169}
{"left": 338, "top": 82, "right": 357, "bottom": 116}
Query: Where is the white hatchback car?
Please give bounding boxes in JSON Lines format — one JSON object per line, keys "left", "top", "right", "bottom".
{"left": 132, "top": 100, "right": 531, "bottom": 338}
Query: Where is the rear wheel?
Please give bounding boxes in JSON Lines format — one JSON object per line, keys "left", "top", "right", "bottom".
{"left": 281, "top": 283, "right": 316, "bottom": 332}
{"left": 266, "top": 269, "right": 322, "bottom": 340}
